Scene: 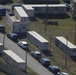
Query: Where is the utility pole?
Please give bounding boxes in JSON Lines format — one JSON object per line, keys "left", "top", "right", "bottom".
{"left": 74, "top": 24, "right": 76, "bottom": 44}
{"left": 3, "top": 31, "right": 5, "bottom": 50}
{"left": 44, "top": 0, "right": 48, "bottom": 34}
{"left": 65, "top": 36, "right": 68, "bottom": 68}
{"left": 25, "top": 32, "right": 28, "bottom": 73}
{"left": 50, "top": 34, "right": 52, "bottom": 52}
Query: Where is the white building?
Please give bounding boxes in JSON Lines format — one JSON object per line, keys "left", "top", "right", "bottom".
{"left": 2, "top": 50, "right": 26, "bottom": 70}
{"left": 6, "top": 7, "right": 29, "bottom": 33}
{"left": 22, "top": 4, "right": 66, "bottom": 15}
{"left": 55, "top": 36, "right": 76, "bottom": 56}
{"left": 28, "top": 31, "right": 49, "bottom": 50}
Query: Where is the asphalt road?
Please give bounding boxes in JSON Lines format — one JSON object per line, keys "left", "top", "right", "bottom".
{"left": 0, "top": 33, "right": 54, "bottom": 75}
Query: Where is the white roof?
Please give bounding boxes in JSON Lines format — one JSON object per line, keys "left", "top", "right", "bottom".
{"left": 23, "top": 4, "right": 66, "bottom": 8}
{"left": 23, "top": 5, "right": 34, "bottom": 10}
{"left": 3, "top": 50, "right": 25, "bottom": 63}
{"left": 55, "top": 36, "right": 76, "bottom": 49}
{"left": 28, "top": 31, "right": 48, "bottom": 43}
{"left": 14, "top": 7, "right": 28, "bottom": 17}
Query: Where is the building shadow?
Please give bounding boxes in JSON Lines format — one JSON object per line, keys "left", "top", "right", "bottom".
{"left": 70, "top": 56, "right": 76, "bottom": 62}
{"left": 42, "top": 20, "right": 58, "bottom": 26}
{"left": 17, "top": 33, "right": 27, "bottom": 39}
{"left": 29, "top": 17, "right": 37, "bottom": 21}
{"left": 22, "top": 0, "right": 60, "bottom": 4}
{"left": 36, "top": 14, "right": 70, "bottom": 19}
{"left": 41, "top": 50, "right": 53, "bottom": 56}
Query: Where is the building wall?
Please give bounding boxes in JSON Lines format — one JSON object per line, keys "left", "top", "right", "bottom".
{"left": 6, "top": 12, "right": 13, "bottom": 31}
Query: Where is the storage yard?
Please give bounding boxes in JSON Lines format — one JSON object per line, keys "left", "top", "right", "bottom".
{"left": 0, "top": 0, "right": 76, "bottom": 75}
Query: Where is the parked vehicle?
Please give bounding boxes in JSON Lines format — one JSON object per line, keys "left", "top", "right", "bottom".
{"left": 64, "top": 0, "right": 70, "bottom": 4}
{"left": 0, "top": 24, "right": 5, "bottom": 32}
{"left": 48, "top": 66, "right": 60, "bottom": 75}
{"left": 59, "top": 72, "right": 69, "bottom": 75}
{"left": 18, "top": 41, "right": 28, "bottom": 49}
{"left": 12, "top": 4, "right": 21, "bottom": 10}
{"left": 7, "top": 33, "right": 18, "bottom": 41}
{"left": 31, "top": 51, "right": 42, "bottom": 59}
{"left": 39, "top": 58, "right": 50, "bottom": 67}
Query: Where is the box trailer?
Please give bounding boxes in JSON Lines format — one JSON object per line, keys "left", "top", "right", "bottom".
{"left": 27, "top": 31, "right": 49, "bottom": 50}
{"left": 22, "top": 5, "right": 34, "bottom": 17}
{"left": 14, "top": 7, "right": 29, "bottom": 24}
{"left": 0, "top": 43, "right": 3, "bottom": 53}
{"left": 2, "top": 50, "right": 25, "bottom": 70}
{"left": 55, "top": 36, "right": 76, "bottom": 56}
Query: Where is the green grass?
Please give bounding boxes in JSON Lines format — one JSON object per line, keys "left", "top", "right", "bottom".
{"left": 28, "top": 12, "right": 76, "bottom": 75}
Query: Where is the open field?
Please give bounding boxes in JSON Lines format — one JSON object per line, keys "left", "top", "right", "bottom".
{"left": 27, "top": 12, "right": 76, "bottom": 75}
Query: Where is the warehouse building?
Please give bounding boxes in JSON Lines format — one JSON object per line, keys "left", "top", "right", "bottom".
{"left": 55, "top": 36, "right": 76, "bottom": 56}
{"left": 2, "top": 50, "right": 25, "bottom": 71}
{"left": 27, "top": 31, "right": 49, "bottom": 50}
{"left": 6, "top": 7, "right": 29, "bottom": 33}
{"left": 23, "top": 4, "right": 67, "bottom": 15}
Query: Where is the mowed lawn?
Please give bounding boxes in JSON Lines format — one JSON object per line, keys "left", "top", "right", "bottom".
{"left": 28, "top": 12, "right": 76, "bottom": 75}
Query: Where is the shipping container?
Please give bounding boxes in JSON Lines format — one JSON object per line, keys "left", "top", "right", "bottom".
{"left": 22, "top": 5, "right": 34, "bottom": 17}
{"left": 22, "top": 4, "right": 66, "bottom": 15}
{"left": 28, "top": 31, "right": 49, "bottom": 50}
{"left": 2, "top": 50, "right": 26, "bottom": 70}
{"left": 55, "top": 36, "right": 76, "bottom": 56}
{"left": 14, "top": 7, "right": 29, "bottom": 24}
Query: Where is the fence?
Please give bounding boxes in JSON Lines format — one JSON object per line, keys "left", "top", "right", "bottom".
{"left": 0, "top": 62, "right": 27, "bottom": 75}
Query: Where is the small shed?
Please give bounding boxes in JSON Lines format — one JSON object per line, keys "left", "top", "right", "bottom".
{"left": 2, "top": 50, "right": 26, "bottom": 70}
{"left": 55, "top": 36, "right": 76, "bottom": 56}
{"left": 27, "top": 31, "right": 49, "bottom": 50}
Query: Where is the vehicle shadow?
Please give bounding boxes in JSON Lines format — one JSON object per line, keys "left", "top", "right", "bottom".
{"left": 41, "top": 50, "right": 53, "bottom": 56}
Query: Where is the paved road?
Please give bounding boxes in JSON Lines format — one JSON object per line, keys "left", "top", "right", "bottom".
{"left": 0, "top": 33, "right": 53, "bottom": 75}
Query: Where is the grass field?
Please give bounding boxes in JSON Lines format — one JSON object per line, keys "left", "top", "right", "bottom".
{"left": 27, "top": 11, "right": 76, "bottom": 75}
{"left": 0, "top": 0, "right": 75, "bottom": 75}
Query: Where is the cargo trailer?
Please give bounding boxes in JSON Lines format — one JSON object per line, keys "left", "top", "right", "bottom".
{"left": 2, "top": 50, "right": 25, "bottom": 70}
{"left": 55, "top": 36, "right": 76, "bottom": 56}
{"left": 28, "top": 31, "right": 49, "bottom": 50}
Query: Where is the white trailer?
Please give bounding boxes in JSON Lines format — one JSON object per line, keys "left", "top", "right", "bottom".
{"left": 23, "top": 5, "right": 34, "bottom": 17}
{"left": 0, "top": 43, "right": 3, "bottom": 53}
{"left": 28, "top": 31, "right": 49, "bottom": 50}
{"left": 22, "top": 4, "right": 66, "bottom": 15}
{"left": 55, "top": 36, "right": 76, "bottom": 56}
{"left": 14, "top": 7, "right": 29, "bottom": 24}
{"left": 2, "top": 50, "right": 25, "bottom": 70}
